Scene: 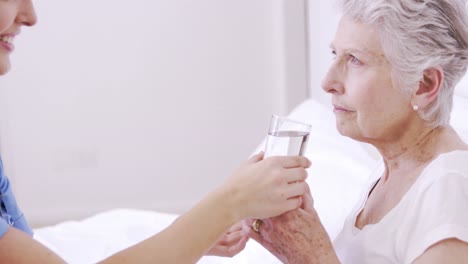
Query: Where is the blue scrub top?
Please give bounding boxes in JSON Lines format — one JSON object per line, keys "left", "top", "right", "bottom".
{"left": 0, "top": 159, "right": 33, "bottom": 238}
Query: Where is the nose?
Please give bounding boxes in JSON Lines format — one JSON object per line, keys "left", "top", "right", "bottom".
{"left": 15, "top": 0, "right": 38, "bottom": 27}
{"left": 321, "top": 63, "right": 344, "bottom": 95}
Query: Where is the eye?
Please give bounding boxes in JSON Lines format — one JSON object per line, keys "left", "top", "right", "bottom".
{"left": 348, "top": 55, "right": 362, "bottom": 65}
{"left": 331, "top": 50, "right": 337, "bottom": 60}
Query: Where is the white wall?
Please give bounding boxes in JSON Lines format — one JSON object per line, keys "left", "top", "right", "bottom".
{"left": 0, "top": 0, "right": 309, "bottom": 227}
{"left": 307, "top": 1, "right": 340, "bottom": 104}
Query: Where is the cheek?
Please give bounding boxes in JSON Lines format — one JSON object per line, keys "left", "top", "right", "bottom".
{"left": 348, "top": 83, "right": 391, "bottom": 127}
{"left": 355, "top": 92, "right": 391, "bottom": 125}
{"left": 0, "top": 17, "right": 9, "bottom": 33}
{"left": 0, "top": 9, "right": 15, "bottom": 33}
{"left": 347, "top": 71, "right": 394, "bottom": 108}
{"left": 346, "top": 78, "right": 380, "bottom": 107}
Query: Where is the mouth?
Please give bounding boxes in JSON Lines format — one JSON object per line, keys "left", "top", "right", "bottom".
{"left": 334, "top": 105, "right": 349, "bottom": 111}
{"left": 333, "top": 104, "right": 354, "bottom": 113}
{"left": 0, "top": 35, "right": 15, "bottom": 45}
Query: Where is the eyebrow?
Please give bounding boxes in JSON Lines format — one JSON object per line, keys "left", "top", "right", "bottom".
{"left": 329, "top": 43, "right": 386, "bottom": 62}
{"left": 329, "top": 43, "right": 371, "bottom": 56}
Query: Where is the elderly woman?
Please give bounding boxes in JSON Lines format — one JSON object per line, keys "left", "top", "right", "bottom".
{"left": 0, "top": 0, "right": 312, "bottom": 263}
{"left": 246, "top": 0, "right": 468, "bottom": 263}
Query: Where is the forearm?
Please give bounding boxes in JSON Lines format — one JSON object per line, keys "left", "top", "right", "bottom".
{"left": 0, "top": 228, "right": 67, "bottom": 264}
{"left": 100, "top": 186, "right": 240, "bottom": 264}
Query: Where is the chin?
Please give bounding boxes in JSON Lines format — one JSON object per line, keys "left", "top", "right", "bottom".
{"left": 335, "top": 120, "right": 351, "bottom": 136}
{"left": 337, "top": 127, "right": 352, "bottom": 138}
{"left": 0, "top": 64, "right": 10, "bottom": 76}
{"left": 336, "top": 122, "right": 362, "bottom": 141}
{"left": 336, "top": 124, "right": 352, "bottom": 139}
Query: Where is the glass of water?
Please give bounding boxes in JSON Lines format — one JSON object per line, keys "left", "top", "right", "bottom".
{"left": 264, "top": 115, "right": 311, "bottom": 158}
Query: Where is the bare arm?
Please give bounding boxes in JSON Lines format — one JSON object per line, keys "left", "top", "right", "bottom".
{"left": 0, "top": 228, "right": 66, "bottom": 264}
{"left": 413, "top": 238, "right": 468, "bottom": 264}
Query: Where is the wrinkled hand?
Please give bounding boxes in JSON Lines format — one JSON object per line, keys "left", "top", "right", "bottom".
{"left": 223, "top": 152, "right": 311, "bottom": 220}
{"left": 205, "top": 222, "right": 248, "bottom": 258}
{"left": 243, "top": 187, "right": 339, "bottom": 263}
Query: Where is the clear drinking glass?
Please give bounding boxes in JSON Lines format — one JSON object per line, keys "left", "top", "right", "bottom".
{"left": 264, "top": 115, "right": 311, "bottom": 158}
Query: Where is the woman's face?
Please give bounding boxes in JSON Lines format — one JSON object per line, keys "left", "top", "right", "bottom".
{"left": 0, "top": 0, "right": 37, "bottom": 75}
{"left": 321, "top": 16, "right": 414, "bottom": 143}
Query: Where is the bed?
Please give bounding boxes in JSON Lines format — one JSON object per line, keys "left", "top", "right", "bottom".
{"left": 33, "top": 79, "right": 468, "bottom": 263}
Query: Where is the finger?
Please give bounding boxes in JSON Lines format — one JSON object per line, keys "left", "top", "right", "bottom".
{"left": 243, "top": 218, "right": 265, "bottom": 235}
{"left": 284, "top": 167, "right": 308, "bottom": 183}
{"left": 217, "top": 230, "right": 244, "bottom": 246}
{"left": 228, "top": 221, "right": 244, "bottom": 233}
{"left": 283, "top": 181, "right": 309, "bottom": 199}
{"left": 230, "top": 235, "right": 248, "bottom": 255}
{"left": 305, "top": 181, "right": 311, "bottom": 195}
{"left": 248, "top": 151, "right": 264, "bottom": 163}
{"left": 242, "top": 221, "right": 265, "bottom": 241}
{"left": 208, "top": 245, "right": 234, "bottom": 257}
{"left": 273, "top": 156, "right": 311, "bottom": 169}
{"left": 242, "top": 225, "right": 281, "bottom": 259}
{"left": 301, "top": 189, "right": 315, "bottom": 212}
{"left": 281, "top": 196, "right": 303, "bottom": 212}
{"left": 242, "top": 221, "right": 282, "bottom": 255}
{"left": 240, "top": 218, "right": 254, "bottom": 231}
{"left": 223, "top": 235, "right": 249, "bottom": 257}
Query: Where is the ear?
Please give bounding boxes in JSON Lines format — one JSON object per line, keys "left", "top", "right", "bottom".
{"left": 412, "top": 66, "right": 444, "bottom": 108}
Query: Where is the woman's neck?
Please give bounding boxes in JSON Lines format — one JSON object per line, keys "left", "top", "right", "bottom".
{"left": 376, "top": 126, "right": 466, "bottom": 181}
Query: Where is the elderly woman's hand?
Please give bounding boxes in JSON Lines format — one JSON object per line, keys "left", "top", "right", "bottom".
{"left": 243, "top": 188, "right": 340, "bottom": 264}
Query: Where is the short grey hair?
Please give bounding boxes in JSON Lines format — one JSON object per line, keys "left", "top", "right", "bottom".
{"left": 336, "top": 0, "right": 468, "bottom": 127}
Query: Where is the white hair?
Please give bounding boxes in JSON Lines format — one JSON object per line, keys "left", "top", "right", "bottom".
{"left": 337, "top": 0, "right": 468, "bottom": 127}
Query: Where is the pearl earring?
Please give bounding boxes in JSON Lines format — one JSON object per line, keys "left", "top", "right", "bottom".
{"left": 413, "top": 105, "right": 419, "bottom": 111}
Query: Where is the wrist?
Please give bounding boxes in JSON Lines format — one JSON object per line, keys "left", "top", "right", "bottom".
{"left": 214, "top": 184, "right": 246, "bottom": 222}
